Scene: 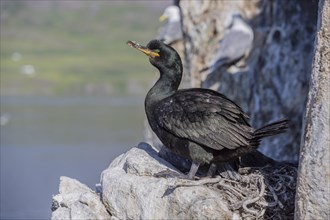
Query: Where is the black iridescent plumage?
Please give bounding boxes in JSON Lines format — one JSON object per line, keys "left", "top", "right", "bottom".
{"left": 128, "top": 39, "right": 288, "bottom": 179}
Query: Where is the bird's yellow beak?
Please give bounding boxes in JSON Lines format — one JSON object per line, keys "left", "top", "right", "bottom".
{"left": 127, "top": 40, "right": 160, "bottom": 58}
{"left": 159, "top": 14, "right": 168, "bottom": 22}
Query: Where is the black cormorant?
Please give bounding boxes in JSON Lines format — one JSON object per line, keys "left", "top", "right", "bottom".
{"left": 127, "top": 40, "right": 288, "bottom": 179}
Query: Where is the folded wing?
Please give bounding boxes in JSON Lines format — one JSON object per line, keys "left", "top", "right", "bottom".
{"left": 154, "top": 88, "right": 254, "bottom": 150}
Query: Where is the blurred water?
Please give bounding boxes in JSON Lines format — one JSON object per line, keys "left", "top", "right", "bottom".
{"left": 0, "top": 95, "right": 145, "bottom": 219}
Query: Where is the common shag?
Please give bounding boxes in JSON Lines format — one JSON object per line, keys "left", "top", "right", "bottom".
{"left": 127, "top": 40, "right": 288, "bottom": 179}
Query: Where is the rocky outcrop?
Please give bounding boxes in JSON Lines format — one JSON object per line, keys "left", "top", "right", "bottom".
{"left": 51, "top": 142, "right": 297, "bottom": 220}
{"left": 294, "top": 0, "right": 330, "bottom": 219}
{"left": 51, "top": 176, "right": 110, "bottom": 220}
{"left": 51, "top": 144, "right": 234, "bottom": 220}
{"left": 100, "top": 143, "right": 234, "bottom": 220}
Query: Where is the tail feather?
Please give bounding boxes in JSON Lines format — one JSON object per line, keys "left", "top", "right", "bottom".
{"left": 252, "top": 119, "right": 289, "bottom": 142}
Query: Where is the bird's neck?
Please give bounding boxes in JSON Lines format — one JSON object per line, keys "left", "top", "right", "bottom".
{"left": 146, "top": 67, "right": 182, "bottom": 107}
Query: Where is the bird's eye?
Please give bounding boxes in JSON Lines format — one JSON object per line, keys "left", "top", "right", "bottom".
{"left": 154, "top": 49, "right": 160, "bottom": 53}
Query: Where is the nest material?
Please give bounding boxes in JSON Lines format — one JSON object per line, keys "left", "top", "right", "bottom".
{"left": 172, "top": 164, "right": 297, "bottom": 220}
{"left": 159, "top": 146, "right": 297, "bottom": 219}
{"left": 215, "top": 165, "right": 297, "bottom": 220}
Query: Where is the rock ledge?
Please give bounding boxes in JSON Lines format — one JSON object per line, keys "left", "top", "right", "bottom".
{"left": 52, "top": 142, "right": 297, "bottom": 219}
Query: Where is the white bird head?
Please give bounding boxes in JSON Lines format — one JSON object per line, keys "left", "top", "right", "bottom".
{"left": 159, "top": 5, "right": 180, "bottom": 23}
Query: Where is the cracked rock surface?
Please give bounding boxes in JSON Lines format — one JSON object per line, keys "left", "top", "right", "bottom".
{"left": 51, "top": 176, "right": 110, "bottom": 220}
{"left": 52, "top": 142, "right": 298, "bottom": 219}
{"left": 100, "top": 142, "right": 234, "bottom": 220}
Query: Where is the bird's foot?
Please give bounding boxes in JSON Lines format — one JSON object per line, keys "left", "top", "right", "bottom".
{"left": 154, "top": 169, "right": 199, "bottom": 180}
{"left": 154, "top": 169, "right": 182, "bottom": 178}
{"left": 206, "top": 163, "right": 217, "bottom": 177}
{"left": 218, "top": 167, "right": 241, "bottom": 181}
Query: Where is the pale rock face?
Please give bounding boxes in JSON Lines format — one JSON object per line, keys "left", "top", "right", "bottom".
{"left": 295, "top": 0, "right": 330, "bottom": 219}
{"left": 51, "top": 176, "right": 110, "bottom": 220}
{"left": 100, "top": 142, "right": 234, "bottom": 220}
{"left": 50, "top": 143, "right": 237, "bottom": 220}
{"left": 51, "top": 142, "right": 298, "bottom": 219}
{"left": 51, "top": 143, "right": 235, "bottom": 220}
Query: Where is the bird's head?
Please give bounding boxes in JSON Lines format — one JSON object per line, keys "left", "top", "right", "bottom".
{"left": 159, "top": 5, "right": 180, "bottom": 22}
{"left": 127, "top": 39, "right": 182, "bottom": 74}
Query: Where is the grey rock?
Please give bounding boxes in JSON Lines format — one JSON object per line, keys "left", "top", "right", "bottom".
{"left": 51, "top": 142, "right": 297, "bottom": 219}
{"left": 295, "top": 0, "right": 330, "bottom": 219}
{"left": 100, "top": 142, "right": 234, "bottom": 220}
{"left": 51, "top": 176, "right": 110, "bottom": 220}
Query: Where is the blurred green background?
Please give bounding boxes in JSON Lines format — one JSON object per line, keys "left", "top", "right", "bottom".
{"left": 0, "top": 1, "right": 170, "bottom": 219}
{"left": 1, "top": 1, "right": 164, "bottom": 96}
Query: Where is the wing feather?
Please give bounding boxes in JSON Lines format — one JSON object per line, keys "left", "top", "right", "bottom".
{"left": 154, "top": 88, "right": 253, "bottom": 150}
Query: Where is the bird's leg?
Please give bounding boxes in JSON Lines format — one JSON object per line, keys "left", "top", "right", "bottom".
{"left": 153, "top": 169, "right": 185, "bottom": 179}
{"left": 217, "top": 162, "right": 241, "bottom": 180}
{"left": 206, "top": 163, "right": 217, "bottom": 177}
{"left": 154, "top": 161, "right": 200, "bottom": 180}
{"left": 153, "top": 161, "right": 195, "bottom": 179}
{"left": 187, "top": 162, "right": 200, "bottom": 179}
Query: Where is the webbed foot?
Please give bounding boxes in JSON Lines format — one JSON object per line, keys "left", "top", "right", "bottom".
{"left": 154, "top": 169, "right": 200, "bottom": 180}
{"left": 217, "top": 163, "right": 241, "bottom": 181}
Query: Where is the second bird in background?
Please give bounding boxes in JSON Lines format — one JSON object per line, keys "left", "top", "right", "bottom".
{"left": 200, "top": 14, "right": 254, "bottom": 81}
{"left": 158, "top": 5, "right": 183, "bottom": 45}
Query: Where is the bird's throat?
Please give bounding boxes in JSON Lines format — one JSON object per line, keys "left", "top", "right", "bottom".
{"left": 145, "top": 68, "right": 181, "bottom": 117}
{"left": 146, "top": 74, "right": 179, "bottom": 105}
